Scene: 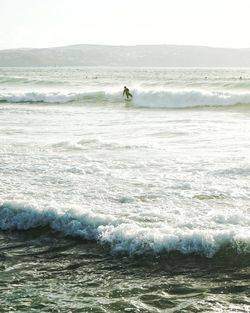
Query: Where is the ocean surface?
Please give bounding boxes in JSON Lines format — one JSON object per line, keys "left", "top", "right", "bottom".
{"left": 0, "top": 67, "right": 249, "bottom": 312}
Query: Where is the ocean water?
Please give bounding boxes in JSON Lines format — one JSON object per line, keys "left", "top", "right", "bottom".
{"left": 0, "top": 67, "right": 249, "bottom": 312}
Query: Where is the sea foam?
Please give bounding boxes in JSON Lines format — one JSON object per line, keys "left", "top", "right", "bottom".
{"left": 0, "top": 201, "right": 249, "bottom": 257}
{"left": 1, "top": 88, "right": 250, "bottom": 108}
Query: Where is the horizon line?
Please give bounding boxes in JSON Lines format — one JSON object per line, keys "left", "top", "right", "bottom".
{"left": 1, "top": 43, "right": 250, "bottom": 51}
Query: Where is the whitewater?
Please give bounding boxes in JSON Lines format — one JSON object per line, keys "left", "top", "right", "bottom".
{"left": 0, "top": 67, "right": 249, "bottom": 312}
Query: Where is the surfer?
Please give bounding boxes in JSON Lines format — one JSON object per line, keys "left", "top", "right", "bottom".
{"left": 123, "top": 86, "right": 133, "bottom": 99}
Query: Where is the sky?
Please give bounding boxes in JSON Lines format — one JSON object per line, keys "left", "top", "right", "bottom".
{"left": 0, "top": 0, "right": 250, "bottom": 50}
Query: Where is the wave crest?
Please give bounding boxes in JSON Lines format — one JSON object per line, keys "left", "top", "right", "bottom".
{"left": 1, "top": 201, "right": 249, "bottom": 257}
{"left": 1, "top": 88, "right": 250, "bottom": 108}
{"left": 132, "top": 89, "right": 250, "bottom": 108}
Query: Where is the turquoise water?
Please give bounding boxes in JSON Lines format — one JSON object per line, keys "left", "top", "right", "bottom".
{"left": 0, "top": 67, "right": 250, "bottom": 312}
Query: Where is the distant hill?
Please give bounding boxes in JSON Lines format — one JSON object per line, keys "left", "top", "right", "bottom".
{"left": 0, "top": 44, "right": 250, "bottom": 67}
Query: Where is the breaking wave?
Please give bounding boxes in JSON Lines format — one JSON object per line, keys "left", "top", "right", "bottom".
{"left": 0, "top": 90, "right": 115, "bottom": 104}
{"left": 1, "top": 88, "right": 250, "bottom": 108}
{"left": 0, "top": 201, "right": 249, "bottom": 257}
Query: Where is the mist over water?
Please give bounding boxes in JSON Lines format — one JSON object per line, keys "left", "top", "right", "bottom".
{"left": 0, "top": 67, "right": 249, "bottom": 312}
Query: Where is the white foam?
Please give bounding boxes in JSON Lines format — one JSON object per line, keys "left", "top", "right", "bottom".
{"left": 98, "top": 223, "right": 250, "bottom": 256}
{"left": 1, "top": 201, "right": 249, "bottom": 257}
{"left": 0, "top": 91, "right": 74, "bottom": 103}
{"left": 0, "top": 88, "right": 120, "bottom": 104}
{"left": 1, "top": 88, "right": 250, "bottom": 108}
{"left": 132, "top": 88, "right": 250, "bottom": 108}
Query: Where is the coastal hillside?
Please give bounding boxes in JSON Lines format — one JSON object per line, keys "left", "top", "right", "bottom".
{"left": 0, "top": 44, "right": 250, "bottom": 67}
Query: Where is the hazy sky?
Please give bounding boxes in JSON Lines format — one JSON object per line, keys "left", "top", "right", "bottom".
{"left": 1, "top": 0, "right": 250, "bottom": 49}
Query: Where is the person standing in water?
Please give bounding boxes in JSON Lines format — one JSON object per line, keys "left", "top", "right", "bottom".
{"left": 123, "top": 86, "right": 133, "bottom": 99}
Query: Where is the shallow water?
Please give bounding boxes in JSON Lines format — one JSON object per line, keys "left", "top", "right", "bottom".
{"left": 0, "top": 231, "right": 249, "bottom": 313}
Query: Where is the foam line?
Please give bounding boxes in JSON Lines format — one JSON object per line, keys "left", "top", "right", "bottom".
{"left": 1, "top": 201, "right": 249, "bottom": 257}
{"left": 1, "top": 88, "right": 250, "bottom": 108}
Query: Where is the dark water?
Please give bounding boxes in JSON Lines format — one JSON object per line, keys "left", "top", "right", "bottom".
{"left": 0, "top": 230, "right": 249, "bottom": 313}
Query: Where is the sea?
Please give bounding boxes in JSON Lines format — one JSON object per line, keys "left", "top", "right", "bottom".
{"left": 0, "top": 67, "right": 249, "bottom": 312}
